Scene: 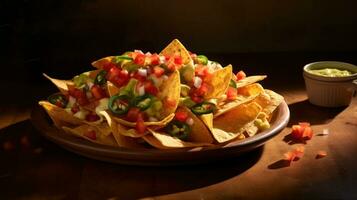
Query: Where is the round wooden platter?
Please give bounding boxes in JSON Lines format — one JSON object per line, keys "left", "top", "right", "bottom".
{"left": 30, "top": 101, "right": 290, "bottom": 166}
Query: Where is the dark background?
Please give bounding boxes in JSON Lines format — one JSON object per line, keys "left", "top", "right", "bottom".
{"left": 1, "top": 0, "right": 357, "bottom": 104}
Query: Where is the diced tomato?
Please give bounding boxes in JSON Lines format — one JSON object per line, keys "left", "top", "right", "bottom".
{"left": 134, "top": 53, "right": 146, "bottom": 65}
{"left": 144, "top": 80, "right": 158, "bottom": 95}
{"left": 291, "top": 122, "right": 313, "bottom": 140}
{"left": 190, "top": 94, "right": 203, "bottom": 103}
{"left": 91, "top": 85, "right": 107, "bottom": 100}
{"left": 164, "top": 98, "right": 177, "bottom": 109}
{"left": 126, "top": 107, "right": 141, "bottom": 122}
{"left": 167, "top": 62, "right": 176, "bottom": 71}
{"left": 71, "top": 104, "right": 80, "bottom": 113}
{"left": 164, "top": 55, "right": 171, "bottom": 61}
{"left": 236, "top": 70, "right": 246, "bottom": 81}
{"left": 227, "top": 87, "right": 238, "bottom": 100}
{"left": 85, "top": 113, "right": 100, "bottom": 122}
{"left": 195, "top": 83, "right": 209, "bottom": 96}
{"left": 136, "top": 114, "right": 146, "bottom": 135}
{"left": 303, "top": 126, "right": 313, "bottom": 140}
{"left": 284, "top": 151, "right": 296, "bottom": 162}
{"left": 150, "top": 54, "right": 160, "bottom": 65}
{"left": 291, "top": 125, "right": 304, "bottom": 140}
{"left": 68, "top": 87, "right": 89, "bottom": 106}
{"left": 153, "top": 66, "right": 165, "bottom": 77}
{"left": 102, "top": 62, "right": 117, "bottom": 71}
{"left": 174, "top": 55, "right": 183, "bottom": 65}
{"left": 175, "top": 111, "right": 188, "bottom": 122}
{"left": 107, "top": 67, "right": 121, "bottom": 81}
{"left": 84, "top": 130, "right": 97, "bottom": 140}
{"left": 108, "top": 67, "right": 130, "bottom": 87}
{"left": 132, "top": 70, "right": 147, "bottom": 81}
{"left": 284, "top": 146, "right": 305, "bottom": 163}
{"left": 316, "top": 150, "right": 327, "bottom": 159}
{"left": 195, "top": 66, "right": 212, "bottom": 81}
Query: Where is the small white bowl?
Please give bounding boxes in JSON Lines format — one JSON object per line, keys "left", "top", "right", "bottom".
{"left": 303, "top": 61, "right": 357, "bottom": 107}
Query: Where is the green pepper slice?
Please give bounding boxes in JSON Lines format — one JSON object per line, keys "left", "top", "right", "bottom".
{"left": 48, "top": 93, "right": 68, "bottom": 108}
{"left": 108, "top": 94, "right": 130, "bottom": 115}
{"left": 94, "top": 70, "right": 107, "bottom": 85}
{"left": 195, "top": 55, "right": 208, "bottom": 65}
{"left": 229, "top": 79, "right": 237, "bottom": 88}
{"left": 113, "top": 55, "right": 133, "bottom": 64}
{"left": 134, "top": 95, "right": 153, "bottom": 111}
{"left": 166, "top": 120, "right": 190, "bottom": 140}
{"left": 191, "top": 102, "right": 216, "bottom": 115}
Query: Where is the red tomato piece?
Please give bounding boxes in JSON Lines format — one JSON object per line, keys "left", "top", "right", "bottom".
{"left": 71, "top": 104, "right": 80, "bottom": 114}
{"left": 164, "top": 55, "right": 171, "bottom": 61}
{"left": 227, "top": 87, "right": 238, "bottom": 100}
{"left": 107, "top": 67, "right": 121, "bottom": 81}
{"left": 68, "top": 87, "right": 89, "bottom": 106}
{"left": 126, "top": 107, "right": 141, "bottom": 122}
{"left": 284, "top": 151, "right": 296, "bottom": 162}
{"left": 85, "top": 113, "right": 100, "bottom": 122}
{"left": 134, "top": 53, "right": 146, "bottom": 65}
{"left": 303, "top": 126, "right": 313, "bottom": 140}
{"left": 291, "top": 125, "right": 304, "bottom": 140}
{"left": 84, "top": 130, "right": 97, "bottom": 140}
{"left": 175, "top": 111, "right": 188, "bottom": 122}
{"left": 144, "top": 81, "right": 158, "bottom": 95}
{"left": 150, "top": 54, "right": 160, "bottom": 65}
{"left": 102, "top": 62, "right": 117, "bottom": 71}
{"left": 174, "top": 55, "right": 183, "bottom": 65}
{"left": 236, "top": 70, "right": 246, "bottom": 81}
{"left": 316, "top": 150, "right": 327, "bottom": 159}
{"left": 153, "top": 66, "right": 165, "bottom": 77}
{"left": 191, "top": 94, "right": 204, "bottom": 103}
{"left": 195, "top": 83, "right": 209, "bottom": 96}
{"left": 91, "top": 85, "right": 107, "bottom": 100}
{"left": 136, "top": 114, "right": 146, "bottom": 135}
{"left": 293, "top": 146, "right": 305, "bottom": 158}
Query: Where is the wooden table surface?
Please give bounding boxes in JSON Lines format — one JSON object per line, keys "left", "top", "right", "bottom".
{"left": 1, "top": 53, "right": 357, "bottom": 200}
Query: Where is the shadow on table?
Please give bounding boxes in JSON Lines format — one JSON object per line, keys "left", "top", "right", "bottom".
{"left": 287, "top": 99, "right": 347, "bottom": 126}
{"left": 0, "top": 120, "right": 263, "bottom": 200}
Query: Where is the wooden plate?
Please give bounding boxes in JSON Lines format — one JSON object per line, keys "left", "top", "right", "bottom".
{"left": 30, "top": 101, "right": 289, "bottom": 166}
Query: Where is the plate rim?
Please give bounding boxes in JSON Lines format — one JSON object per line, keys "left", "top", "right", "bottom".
{"left": 30, "top": 101, "right": 290, "bottom": 163}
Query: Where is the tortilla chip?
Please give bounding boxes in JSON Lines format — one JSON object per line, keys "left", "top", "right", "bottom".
{"left": 39, "top": 101, "right": 103, "bottom": 127}
{"left": 62, "top": 124, "right": 117, "bottom": 146}
{"left": 160, "top": 39, "right": 192, "bottom": 65}
{"left": 204, "top": 65, "right": 232, "bottom": 99}
{"left": 143, "top": 129, "right": 213, "bottom": 149}
{"left": 177, "top": 107, "right": 214, "bottom": 143}
{"left": 261, "top": 89, "right": 284, "bottom": 115}
{"left": 236, "top": 75, "right": 267, "bottom": 88}
{"left": 110, "top": 121, "right": 146, "bottom": 148}
{"left": 201, "top": 102, "right": 262, "bottom": 143}
{"left": 91, "top": 56, "right": 114, "bottom": 69}
{"left": 214, "top": 94, "right": 259, "bottom": 118}
{"left": 237, "top": 83, "right": 265, "bottom": 96}
{"left": 113, "top": 113, "right": 175, "bottom": 128}
{"left": 158, "top": 70, "right": 181, "bottom": 117}
{"left": 43, "top": 74, "right": 73, "bottom": 94}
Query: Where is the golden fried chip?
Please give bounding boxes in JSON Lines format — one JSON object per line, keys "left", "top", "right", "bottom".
{"left": 43, "top": 74, "right": 73, "bottom": 94}
{"left": 204, "top": 65, "right": 232, "bottom": 99}
{"left": 236, "top": 75, "right": 267, "bottom": 88}
{"left": 143, "top": 129, "right": 213, "bottom": 149}
{"left": 91, "top": 56, "right": 114, "bottom": 69}
{"left": 201, "top": 102, "right": 262, "bottom": 143}
{"left": 62, "top": 124, "right": 117, "bottom": 146}
{"left": 160, "top": 39, "right": 192, "bottom": 65}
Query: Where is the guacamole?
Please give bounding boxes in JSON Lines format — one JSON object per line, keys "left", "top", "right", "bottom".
{"left": 307, "top": 68, "right": 353, "bottom": 77}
